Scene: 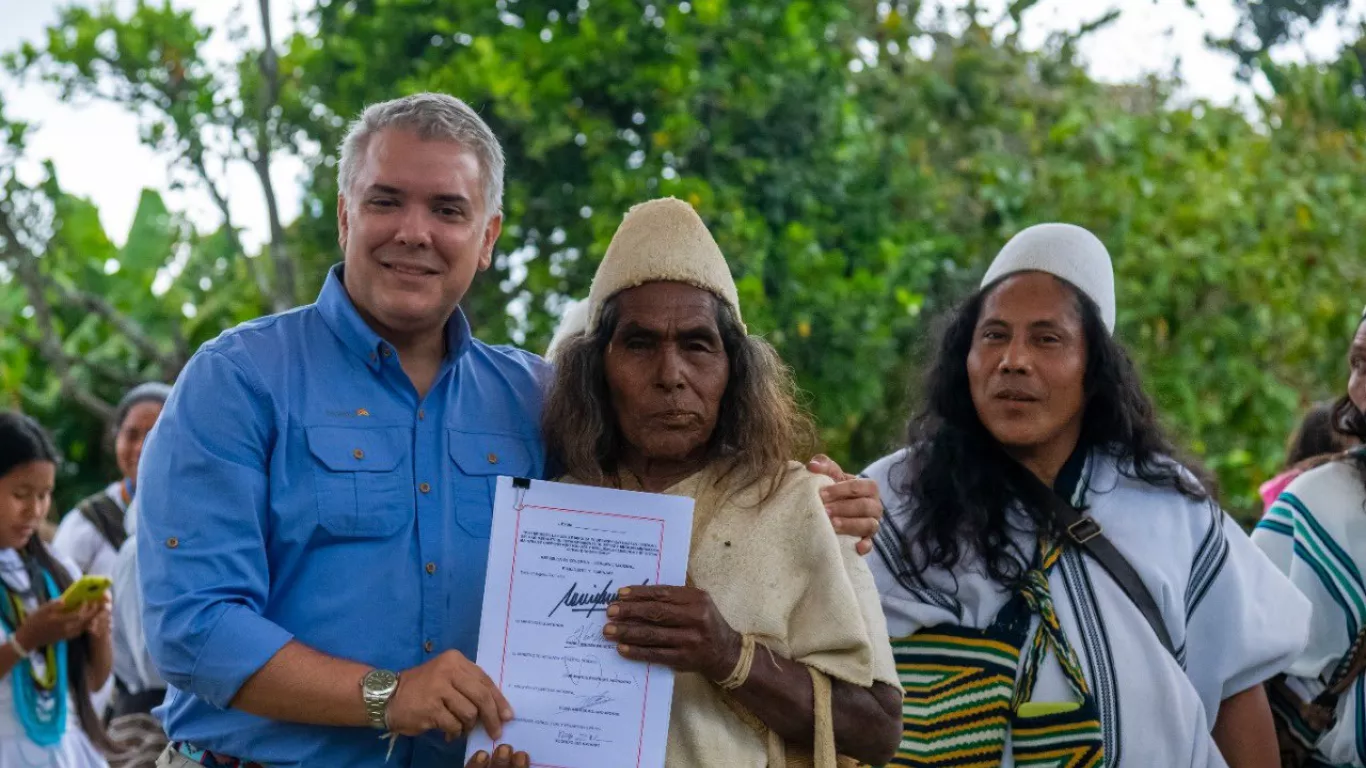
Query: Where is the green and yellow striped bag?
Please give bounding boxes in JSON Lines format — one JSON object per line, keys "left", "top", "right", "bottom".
{"left": 886, "top": 541, "right": 1104, "bottom": 768}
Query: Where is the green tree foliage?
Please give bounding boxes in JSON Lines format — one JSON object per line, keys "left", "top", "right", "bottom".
{"left": 1221, "top": 0, "right": 1352, "bottom": 68}
{"left": 284, "top": 0, "right": 940, "bottom": 465}
{"left": 0, "top": 97, "right": 260, "bottom": 512}
{"left": 3, "top": 0, "right": 1366, "bottom": 520}
{"left": 7, "top": 0, "right": 305, "bottom": 313}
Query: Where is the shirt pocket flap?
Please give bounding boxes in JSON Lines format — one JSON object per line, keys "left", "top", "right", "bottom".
{"left": 306, "top": 426, "right": 404, "bottom": 472}
{"left": 447, "top": 432, "right": 533, "bottom": 478}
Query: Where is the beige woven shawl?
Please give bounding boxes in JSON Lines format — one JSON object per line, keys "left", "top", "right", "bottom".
{"left": 576, "top": 462, "right": 898, "bottom": 768}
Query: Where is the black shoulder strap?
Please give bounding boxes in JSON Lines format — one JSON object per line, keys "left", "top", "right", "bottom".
{"left": 1317, "top": 622, "right": 1366, "bottom": 705}
{"left": 78, "top": 493, "right": 128, "bottom": 551}
{"left": 1043, "top": 492, "right": 1178, "bottom": 659}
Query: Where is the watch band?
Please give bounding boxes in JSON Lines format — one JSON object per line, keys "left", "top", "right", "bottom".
{"left": 365, "top": 692, "right": 389, "bottom": 731}
{"left": 361, "top": 669, "right": 399, "bottom": 731}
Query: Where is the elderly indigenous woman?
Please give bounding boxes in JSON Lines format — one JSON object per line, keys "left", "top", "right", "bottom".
{"left": 863, "top": 223, "right": 1309, "bottom": 767}
{"left": 1253, "top": 306, "right": 1366, "bottom": 766}
{"left": 542, "top": 198, "right": 902, "bottom": 767}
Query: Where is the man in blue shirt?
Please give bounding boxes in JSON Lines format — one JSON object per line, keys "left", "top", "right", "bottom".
{"left": 137, "top": 93, "right": 884, "bottom": 768}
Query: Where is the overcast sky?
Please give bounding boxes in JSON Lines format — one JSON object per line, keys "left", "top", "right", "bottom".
{"left": 2, "top": 0, "right": 1363, "bottom": 249}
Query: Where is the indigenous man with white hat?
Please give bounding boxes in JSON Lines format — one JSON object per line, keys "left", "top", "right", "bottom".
{"left": 542, "top": 197, "right": 902, "bottom": 767}
{"left": 135, "top": 93, "right": 884, "bottom": 768}
{"left": 861, "top": 223, "right": 1309, "bottom": 766}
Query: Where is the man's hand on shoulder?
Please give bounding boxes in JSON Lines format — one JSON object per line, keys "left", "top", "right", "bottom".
{"left": 806, "top": 454, "right": 884, "bottom": 556}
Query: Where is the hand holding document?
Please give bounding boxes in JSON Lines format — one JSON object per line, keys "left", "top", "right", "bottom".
{"left": 466, "top": 477, "right": 694, "bottom": 768}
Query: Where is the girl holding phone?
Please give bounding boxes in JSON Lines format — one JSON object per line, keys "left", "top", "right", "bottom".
{"left": 0, "top": 410, "right": 113, "bottom": 766}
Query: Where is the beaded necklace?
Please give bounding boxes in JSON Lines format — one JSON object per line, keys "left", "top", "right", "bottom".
{"left": 0, "top": 554, "right": 68, "bottom": 746}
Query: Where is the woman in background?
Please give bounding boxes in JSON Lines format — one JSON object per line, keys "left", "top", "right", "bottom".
{"left": 52, "top": 383, "right": 170, "bottom": 723}
{"left": 52, "top": 383, "right": 170, "bottom": 582}
{"left": 0, "top": 410, "right": 113, "bottom": 766}
{"left": 1254, "top": 307, "right": 1366, "bottom": 766}
{"left": 1259, "top": 401, "right": 1358, "bottom": 513}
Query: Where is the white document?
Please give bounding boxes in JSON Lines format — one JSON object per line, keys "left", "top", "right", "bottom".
{"left": 466, "top": 476, "right": 694, "bottom": 768}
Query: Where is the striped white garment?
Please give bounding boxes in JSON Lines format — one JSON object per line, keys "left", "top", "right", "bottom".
{"left": 105, "top": 713, "right": 167, "bottom": 768}
{"left": 1253, "top": 456, "right": 1366, "bottom": 766}
{"left": 865, "top": 446, "right": 1310, "bottom": 767}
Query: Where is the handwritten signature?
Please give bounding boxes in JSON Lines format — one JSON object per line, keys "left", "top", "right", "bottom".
{"left": 565, "top": 622, "right": 608, "bottom": 649}
{"left": 549, "top": 581, "right": 615, "bottom": 618}
{"left": 557, "top": 693, "right": 615, "bottom": 714}
{"left": 548, "top": 579, "right": 652, "bottom": 618}
{"left": 555, "top": 729, "right": 612, "bottom": 747}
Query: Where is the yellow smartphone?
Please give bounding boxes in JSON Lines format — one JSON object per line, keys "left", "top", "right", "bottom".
{"left": 60, "top": 575, "right": 112, "bottom": 611}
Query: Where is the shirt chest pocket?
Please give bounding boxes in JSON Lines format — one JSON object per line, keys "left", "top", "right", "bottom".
{"left": 448, "top": 430, "right": 535, "bottom": 538}
{"left": 306, "top": 426, "right": 412, "bottom": 538}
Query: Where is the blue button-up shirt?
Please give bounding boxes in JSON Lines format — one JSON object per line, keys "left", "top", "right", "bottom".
{"left": 138, "top": 266, "right": 549, "bottom": 767}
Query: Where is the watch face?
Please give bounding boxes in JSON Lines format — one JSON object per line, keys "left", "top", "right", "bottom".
{"left": 364, "top": 669, "right": 399, "bottom": 696}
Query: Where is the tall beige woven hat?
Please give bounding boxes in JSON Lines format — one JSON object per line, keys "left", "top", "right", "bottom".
{"left": 585, "top": 197, "right": 743, "bottom": 332}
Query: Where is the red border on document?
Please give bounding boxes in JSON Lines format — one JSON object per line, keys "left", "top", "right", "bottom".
{"left": 496, "top": 503, "right": 668, "bottom": 768}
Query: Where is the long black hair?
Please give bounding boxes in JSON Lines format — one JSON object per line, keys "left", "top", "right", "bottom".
{"left": 1330, "top": 315, "right": 1366, "bottom": 493}
{"left": 895, "top": 277, "right": 1211, "bottom": 587}
{"left": 0, "top": 411, "right": 112, "bottom": 750}
{"left": 1285, "top": 401, "right": 1355, "bottom": 469}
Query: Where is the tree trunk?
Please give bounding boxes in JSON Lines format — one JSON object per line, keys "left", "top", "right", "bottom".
{"left": 254, "top": 0, "right": 297, "bottom": 312}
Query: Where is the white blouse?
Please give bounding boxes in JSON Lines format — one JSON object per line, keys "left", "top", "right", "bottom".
{"left": 0, "top": 549, "right": 108, "bottom": 767}
{"left": 51, "top": 483, "right": 127, "bottom": 581}
{"left": 1253, "top": 458, "right": 1366, "bottom": 766}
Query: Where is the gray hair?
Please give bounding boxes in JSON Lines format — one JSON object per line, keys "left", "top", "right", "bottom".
{"left": 337, "top": 92, "right": 505, "bottom": 216}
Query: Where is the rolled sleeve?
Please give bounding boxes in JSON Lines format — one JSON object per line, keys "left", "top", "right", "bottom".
{"left": 190, "top": 603, "right": 295, "bottom": 708}
{"left": 137, "top": 346, "right": 292, "bottom": 709}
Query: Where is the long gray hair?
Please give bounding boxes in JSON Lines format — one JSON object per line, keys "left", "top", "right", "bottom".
{"left": 542, "top": 292, "right": 815, "bottom": 499}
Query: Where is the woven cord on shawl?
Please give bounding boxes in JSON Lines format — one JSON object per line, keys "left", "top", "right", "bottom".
{"left": 1011, "top": 540, "right": 1092, "bottom": 710}
{"left": 751, "top": 667, "right": 840, "bottom": 768}
{"left": 717, "top": 633, "right": 758, "bottom": 690}
{"left": 720, "top": 643, "right": 851, "bottom": 768}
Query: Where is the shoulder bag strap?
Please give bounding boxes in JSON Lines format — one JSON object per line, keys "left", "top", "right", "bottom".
{"left": 1043, "top": 492, "right": 1178, "bottom": 659}
{"left": 78, "top": 494, "right": 128, "bottom": 551}
{"left": 1319, "top": 626, "right": 1366, "bottom": 704}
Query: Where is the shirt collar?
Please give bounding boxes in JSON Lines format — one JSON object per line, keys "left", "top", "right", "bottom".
{"left": 1053, "top": 439, "right": 1091, "bottom": 505}
{"left": 315, "top": 263, "right": 473, "bottom": 371}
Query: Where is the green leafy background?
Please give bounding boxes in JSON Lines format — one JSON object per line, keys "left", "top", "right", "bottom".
{"left": 2, "top": 0, "right": 1365, "bottom": 523}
